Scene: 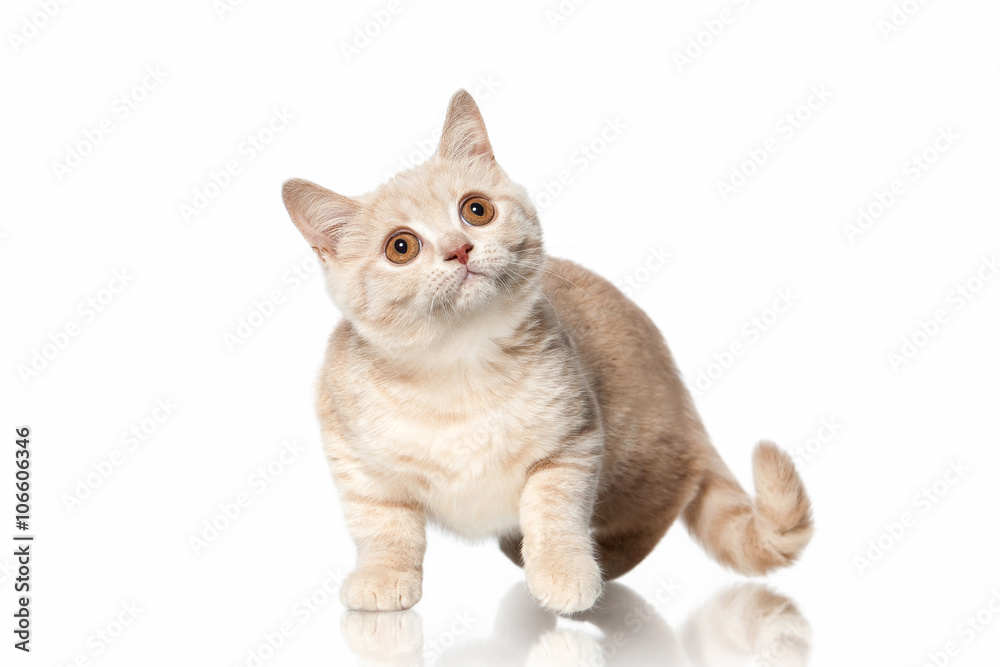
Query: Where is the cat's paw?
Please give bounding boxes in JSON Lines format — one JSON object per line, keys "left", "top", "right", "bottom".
{"left": 341, "top": 566, "right": 422, "bottom": 611}
{"left": 526, "top": 554, "right": 602, "bottom": 614}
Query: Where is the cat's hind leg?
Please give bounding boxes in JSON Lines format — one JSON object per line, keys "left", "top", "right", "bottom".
{"left": 593, "top": 522, "right": 672, "bottom": 581}
{"left": 498, "top": 531, "right": 524, "bottom": 568}
{"left": 501, "top": 521, "right": 673, "bottom": 581}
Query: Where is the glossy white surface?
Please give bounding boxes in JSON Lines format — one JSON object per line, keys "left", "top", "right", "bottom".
{"left": 3, "top": 1, "right": 999, "bottom": 665}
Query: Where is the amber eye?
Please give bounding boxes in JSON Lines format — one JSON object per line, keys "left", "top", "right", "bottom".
{"left": 460, "top": 195, "right": 496, "bottom": 226}
{"left": 385, "top": 231, "right": 420, "bottom": 264}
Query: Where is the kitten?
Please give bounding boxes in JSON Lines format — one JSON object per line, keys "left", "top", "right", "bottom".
{"left": 280, "top": 90, "right": 813, "bottom": 614}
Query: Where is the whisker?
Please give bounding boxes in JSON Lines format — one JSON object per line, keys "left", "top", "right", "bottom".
{"left": 440, "top": 301, "right": 463, "bottom": 354}
{"left": 507, "top": 268, "right": 565, "bottom": 331}
{"left": 496, "top": 272, "right": 517, "bottom": 305}
{"left": 425, "top": 292, "right": 436, "bottom": 381}
{"left": 448, "top": 299, "right": 470, "bottom": 329}
{"left": 510, "top": 260, "right": 608, "bottom": 319}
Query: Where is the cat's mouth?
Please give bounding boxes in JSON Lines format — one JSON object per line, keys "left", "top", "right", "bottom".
{"left": 448, "top": 264, "right": 490, "bottom": 306}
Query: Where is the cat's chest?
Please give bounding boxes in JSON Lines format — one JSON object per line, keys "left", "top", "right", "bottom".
{"left": 353, "top": 376, "right": 555, "bottom": 536}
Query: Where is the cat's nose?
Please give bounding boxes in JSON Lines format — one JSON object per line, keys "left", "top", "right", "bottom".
{"left": 445, "top": 243, "right": 474, "bottom": 265}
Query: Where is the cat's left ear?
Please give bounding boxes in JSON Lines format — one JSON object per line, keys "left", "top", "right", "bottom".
{"left": 281, "top": 177, "right": 361, "bottom": 259}
{"left": 437, "top": 89, "right": 494, "bottom": 163}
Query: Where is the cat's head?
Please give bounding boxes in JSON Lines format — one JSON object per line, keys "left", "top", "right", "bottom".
{"left": 281, "top": 90, "right": 544, "bottom": 351}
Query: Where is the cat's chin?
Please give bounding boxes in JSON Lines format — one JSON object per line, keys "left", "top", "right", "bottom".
{"left": 450, "top": 278, "right": 492, "bottom": 311}
{"left": 442, "top": 267, "right": 497, "bottom": 311}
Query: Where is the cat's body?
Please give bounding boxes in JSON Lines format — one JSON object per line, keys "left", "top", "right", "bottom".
{"left": 282, "top": 90, "right": 812, "bottom": 614}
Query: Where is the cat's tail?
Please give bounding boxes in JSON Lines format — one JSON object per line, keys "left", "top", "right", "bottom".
{"left": 682, "top": 441, "right": 813, "bottom": 576}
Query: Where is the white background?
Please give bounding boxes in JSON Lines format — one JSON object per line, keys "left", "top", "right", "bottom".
{"left": 3, "top": 0, "right": 1000, "bottom": 665}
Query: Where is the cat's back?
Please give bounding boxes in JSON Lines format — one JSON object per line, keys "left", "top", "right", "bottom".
{"left": 541, "top": 256, "right": 704, "bottom": 510}
{"left": 540, "top": 256, "right": 670, "bottom": 372}
{"left": 540, "top": 255, "right": 684, "bottom": 405}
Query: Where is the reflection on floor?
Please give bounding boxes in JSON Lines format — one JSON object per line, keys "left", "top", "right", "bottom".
{"left": 341, "top": 581, "right": 811, "bottom": 666}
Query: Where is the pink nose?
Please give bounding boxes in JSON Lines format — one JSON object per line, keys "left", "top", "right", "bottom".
{"left": 445, "top": 243, "right": 473, "bottom": 265}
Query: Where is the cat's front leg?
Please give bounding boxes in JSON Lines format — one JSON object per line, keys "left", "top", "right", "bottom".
{"left": 336, "top": 471, "right": 427, "bottom": 612}
{"left": 519, "top": 451, "right": 603, "bottom": 614}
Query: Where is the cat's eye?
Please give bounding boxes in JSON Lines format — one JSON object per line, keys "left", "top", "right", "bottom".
{"left": 460, "top": 195, "right": 496, "bottom": 226}
{"left": 385, "top": 231, "right": 420, "bottom": 264}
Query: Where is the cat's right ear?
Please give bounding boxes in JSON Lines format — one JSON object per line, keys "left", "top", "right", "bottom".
{"left": 438, "top": 89, "right": 494, "bottom": 163}
{"left": 281, "top": 178, "right": 361, "bottom": 259}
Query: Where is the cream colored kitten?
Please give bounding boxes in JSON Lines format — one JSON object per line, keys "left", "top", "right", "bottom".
{"left": 280, "top": 90, "right": 812, "bottom": 614}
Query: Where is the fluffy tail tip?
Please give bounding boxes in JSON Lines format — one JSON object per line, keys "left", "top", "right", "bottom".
{"left": 750, "top": 440, "right": 814, "bottom": 570}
